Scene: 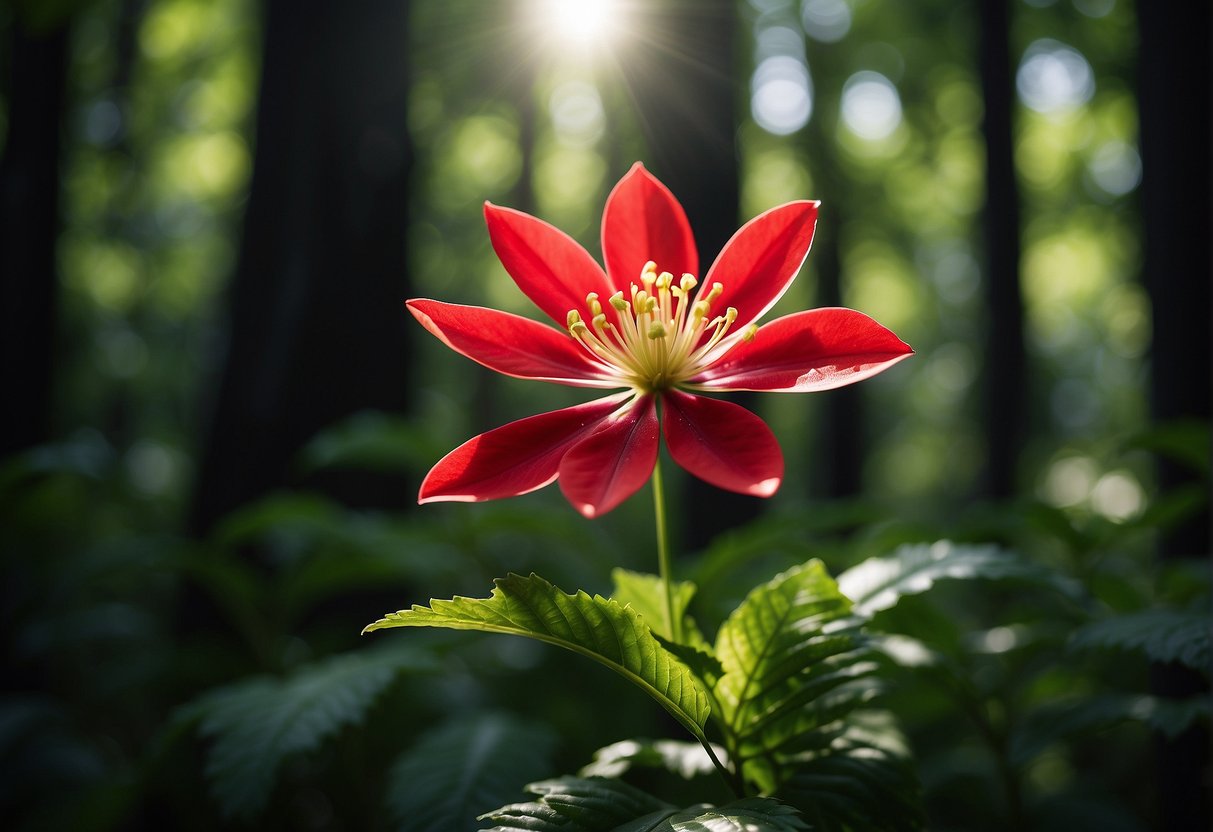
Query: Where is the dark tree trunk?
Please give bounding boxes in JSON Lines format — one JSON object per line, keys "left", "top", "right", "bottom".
{"left": 0, "top": 15, "right": 69, "bottom": 458}
{"left": 802, "top": 76, "right": 863, "bottom": 500}
{"left": 620, "top": 0, "right": 755, "bottom": 550}
{"left": 1137, "top": 5, "right": 1212, "bottom": 830}
{"left": 812, "top": 215, "right": 863, "bottom": 499}
{"left": 189, "top": 0, "right": 414, "bottom": 535}
{"left": 976, "top": 0, "right": 1026, "bottom": 500}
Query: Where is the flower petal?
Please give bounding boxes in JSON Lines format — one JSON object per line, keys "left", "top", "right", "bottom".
{"left": 691, "top": 308, "right": 914, "bottom": 392}
{"left": 601, "top": 162, "right": 698, "bottom": 291}
{"left": 702, "top": 200, "right": 819, "bottom": 330}
{"left": 661, "top": 390, "right": 783, "bottom": 497}
{"left": 419, "top": 393, "right": 632, "bottom": 504}
{"left": 558, "top": 395, "right": 659, "bottom": 518}
{"left": 408, "top": 299, "right": 618, "bottom": 388}
{"left": 485, "top": 202, "right": 614, "bottom": 327}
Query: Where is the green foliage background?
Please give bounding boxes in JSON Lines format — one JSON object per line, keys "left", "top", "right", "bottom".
{"left": 1, "top": 0, "right": 1208, "bottom": 830}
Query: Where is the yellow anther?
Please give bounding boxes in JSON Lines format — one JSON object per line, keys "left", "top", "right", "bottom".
{"left": 647, "top": 322, "right": 667, "bottom": 339}
{"left": 705, "top": 282, "right": 723, "bottom": 303}
{"left": 567, "top": 310, "right": 582, "bottom": 328}
{"left": 592, "top": 313, "right": 608, "bottom": 330}
{"left": 634, "top": 290, "right": 650, "bottom": 309}
{"left": 724, "top": 306, "right": 738, "bottom": 324}
{"left": 570, "top": 320, "right": 589, "bottom": 335}
{"left": 656, "top": 271, "right": 674, "bottom": 290}
{"left": 742, "top": 323, "right": 759, "bottom": 342}
{"left": 586, "top": 292, "right": 603, "bottom": 317}
{"left": 692, "top": 300, "right": 711, "bottom": 319}
{"left": 609, "top": 291, "right": 629, "bottom": 312}
{"left": 680, "top": 274, "right": 698, "bottom": 293}
{"left": 641, "top": 261, "right": 658, "bottom": 286}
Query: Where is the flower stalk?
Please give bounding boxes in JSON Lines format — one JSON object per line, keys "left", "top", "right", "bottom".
{"left": 651, "top": 453, "right": 680, "bottom": 644}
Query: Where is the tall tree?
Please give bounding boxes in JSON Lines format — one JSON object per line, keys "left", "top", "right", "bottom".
{"left": 190, "top": 0, "right": 414, "bottom": 534}
{"left": 1137, "top": 4, "right": 1211, "bottom": 830}
{"left": 976, "top": 0, "right": 1026, "bottom": 500}
{"left": 0, "top": 9, "right": 69, "bottom": 458}
{"left": 802, "top": 65, "right": 863, "bottom": 500}
{"left": 620, "top": 0, "right": 755, "bottom": 549}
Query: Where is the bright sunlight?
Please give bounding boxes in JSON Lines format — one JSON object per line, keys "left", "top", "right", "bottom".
{"left": 545, "top": 0, "right": 619, "bottom": 44}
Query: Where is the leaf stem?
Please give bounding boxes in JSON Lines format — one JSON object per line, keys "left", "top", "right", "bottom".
{"left": 700, "top": 738, "right": 743, "bottom": 799}
{"left": 652, "top": 454, "right": 680, "bottom": 644}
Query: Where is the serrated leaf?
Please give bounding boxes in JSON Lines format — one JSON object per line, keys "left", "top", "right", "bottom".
{"left": 611, "top": 568, "right": 697, "bottom": 642}
{"left": 478, "top": 776, "right": 670, "bottom": 832}
{"left": 1011, "top": 693, "right": 1213, "bottom": 765}
{"left": 1069, "top": 608, "right": 1210, "bottom": 672}
{"left": 388, "top": 712, "right": 556, "bottom": 831}
{"left": 837, "top": 541, "right": 1081, "bottom": 618}
{"left": 614, "top": 797, "right": 808, "bottom": 832}
{"left": 580, "top": 738, "right": 727, "bottom": 780}
{"left": 188, "top": 644, "right": 436, "bottom": 819}
{"left": 714, "top": 560, "right": 876, "bottom": 793}
{"left": 365, "top": 573, "right": 713, "bottom": 744}
{"left": 654, "top": 635, "right": 724, "bottom": 691}
{"left": 777, "top": 738, "right": 923, "bottom": 832}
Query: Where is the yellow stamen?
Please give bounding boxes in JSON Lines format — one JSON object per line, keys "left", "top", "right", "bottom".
{"left": 561, "top": 261, "right": 748, "bottom": 393}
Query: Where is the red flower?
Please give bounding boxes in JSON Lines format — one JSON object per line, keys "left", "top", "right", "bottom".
{"left": 410, "top": 163, "right": 912, "bottom": 518}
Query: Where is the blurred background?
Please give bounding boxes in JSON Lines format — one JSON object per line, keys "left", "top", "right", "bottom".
{"left": 1, "top": 0, "right": 1208, "bottom": 829}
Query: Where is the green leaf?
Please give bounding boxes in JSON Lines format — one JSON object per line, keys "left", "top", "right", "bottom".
{"left": 299, "top": 409, "right": 436, "bottom": 474}
{"left": 478, "top": 776, "right": 670, "bottom": 832}
{"left": 187, "top": 644, "right": 436, "bottom": 820}
{"left": 580, "top": 739, "right": 727, "bottom": 780}
{"left": 611, "top": 568, "right": 697, "bottom": 642}
{"left": 365, "top": 573, "right": 713, "bottom": 744}
{"left": 387, "top": 712, "right": 557, "bottom": 832}
{"left": 1011, "top": 693, "right": 1213, "bottom": 765}
{"left": 1125, "top": 419, "right": 1210, "bottom": 475}
{"left": 713, "top": 560, "right": 877, "bottom": 793}
{"left": 478, "top": 779, "right": 805, "bottom": 832}
{"left": 614, "top": 797, "right": 808, "bottom": 832}
{"left": 1069, "top": 608, "right": 1210, "bottom": 672}
{"left": 837, "top": 541, "right": 1080, "bottom": 618}
{"left": 778, "top": 741, "right": 923, "bottom": 831}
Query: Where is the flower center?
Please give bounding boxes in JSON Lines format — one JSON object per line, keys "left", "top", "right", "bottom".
{"left": 565, "top": 261, "right": 754, "bottom": 392}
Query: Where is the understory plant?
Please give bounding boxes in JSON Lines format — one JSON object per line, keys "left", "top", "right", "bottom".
{"left": 364, "top": 163, "right": 919, "bottom": 830}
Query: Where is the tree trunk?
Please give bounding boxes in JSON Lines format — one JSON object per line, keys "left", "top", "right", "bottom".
{"left": 620, "top": 0, "right": 754, "bottom": 550}
{"left": 976, "top": 0, "right": 1026, "bottom": 500}
{"left": 0, "top": 14, "right": 69, "bottom": 457}
{"left": 189, "top": 0, "right": 414, "bottom": 534}
{"left": 1137, "top": 4, "right": 1212, "bottom": 830}
{"left": 802, "top": 71, "right": 863, "bottom": 500}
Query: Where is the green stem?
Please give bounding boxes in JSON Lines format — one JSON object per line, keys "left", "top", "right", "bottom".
{"left": 651, "top": 455, "right": 681, "bottom": 644}
{"left": 652, "top": 456, "right": 740, "bottom": 797}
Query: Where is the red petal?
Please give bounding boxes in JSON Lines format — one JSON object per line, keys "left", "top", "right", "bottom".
{"left": 661, "top": 390, "right": 783, "bottom": 497}
{"left": 692, "top": 308, "right": 913, "bottom": 392}
{"left": 702, "top": 201, "right": 819, "bottom": 330}
{"left": 419, "top": 394, "right": 632, "bottom": 504}
{"left": 601, "top": 163, "right": 698, "bottom": 291}
{"left": 485, "top": 202, "right": 614, "bottom": 327}
{"left": 408, "top": 299, "right": 618, "bottom": 388}
{"left": 558, "top": 395, "right": 659, "bottom": 518}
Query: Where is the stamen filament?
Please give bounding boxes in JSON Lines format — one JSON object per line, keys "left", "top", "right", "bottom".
{"left": 562, "top": 260, "right": 745, "bottom": 392}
